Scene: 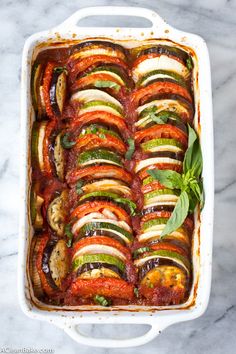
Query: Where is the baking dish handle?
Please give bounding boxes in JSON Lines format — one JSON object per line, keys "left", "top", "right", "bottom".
{"left": 64, "top": 322, "right": 168, "bottom": 348}
{"left": 54, "top": 6, "right": 167, "bottom": 31}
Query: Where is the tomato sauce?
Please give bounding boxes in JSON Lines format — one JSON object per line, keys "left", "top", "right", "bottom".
{"left": 30, "top": 41, "right": 195, "bottom": 307}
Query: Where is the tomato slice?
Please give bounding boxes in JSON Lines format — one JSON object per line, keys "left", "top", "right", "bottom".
{"left": 131, "top": 81, "right": 192, "bottom": 107}
{"left": 69, "top": 55, "right": 129, "bottom": 82}
{"left": 72, "top": 235, "right": 131, "bottom": 260}
{"left": 75, "top": 133, "right": 126, "bottom": 155}
{"left": 140, "top": 211, "right": 193, "bottom": 234}
{"left": 70, "top": 200, "right": 131, "bottom": 224}
{"left": 135, "top": 124, "right": 188, "bottom": 147}
{"left": 42, "top": 62, "right": 57, "bottom": 119}
{"left": 138, "top": 163, "right": 183, "bottom": 180}
{"left": 141, "top": 181, "right": 164, "bottom": 194}
{"left": 71, "top": 72, "right": 124, "bottom": 92}
{"left": 66, "top": 165, "right": 132, "bottom": 185}
{"left": 70, "top": 111, "right": 128, "bottom": 138}
{"left": 139, "top": 283, "right": 185, "bottom": 306}
{"left": 43, "top": 120, "right": 57, "bottom": 176}
{"left": 70, "top": 277, "right": 134, "bottom": 300}
{"left": 36, "top": 234, "right": 55, "bottom": 296}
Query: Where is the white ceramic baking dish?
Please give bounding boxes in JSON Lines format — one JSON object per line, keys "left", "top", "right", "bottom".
{"left": 19, "top": 6, "right": 214, "bottom": 348}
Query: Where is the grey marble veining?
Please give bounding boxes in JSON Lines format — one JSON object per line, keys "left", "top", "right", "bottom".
{"left": 0, "top": 0, "right": 236, "bottom": 353}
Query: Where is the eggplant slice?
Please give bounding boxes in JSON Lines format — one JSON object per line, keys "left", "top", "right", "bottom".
{"left": 49, "top": 68, "right": 67, "bottom": 116}
{"left": 47, "top": 190, "right": 68, "bottom": 237}
{"left": 48, "top": 240, "right": 70, "bottom": 288}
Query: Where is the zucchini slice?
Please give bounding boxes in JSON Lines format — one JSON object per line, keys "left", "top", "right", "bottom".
{"left": 31, "top": 63, "right": 44, "bottom": 112}
{"left": 71, "top": 89, "right": 123, "bottom": 110}
{"left": 47, "top": 190, "right": 68, "bottom": 237}
{"left": 132, "top": 55, "right": 190, "bottom": 82}
{"left": 78, "top": 149, "right": 123, "bottom": 167}
{"left": 79, "top": 100, "right": 123, "bottom": 117}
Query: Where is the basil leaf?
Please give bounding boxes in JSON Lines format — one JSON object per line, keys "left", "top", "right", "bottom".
{"left": 161, "top": 191, "right": 189, "bottom": 237}
{"left": 65, "top": 224, "right": 74, "bottom": 247}
{"left": 94, "top": 80, "right": 120, "bottom": 92}
{"left": 189, "top": 178, "right": 204, "bottom": 209}
{"left": 188, "top": 124, "right": 197, "bottom": 148}
{"left": 149, "top": 112, "right": 169, "bottom": 124}
{"left": 183, "top": 124, "right": 202, "bottom": 177}
{"left": 94, "top": 295, "right": 112, "bottom": 307}
{"left": 125, "top": 138, "right": 135, "bottom": 160}
{"left": 146, "top": 109, "right": 169, "bottom": 125}
{"left": 147, "top": 169, "right": 183, "bottom": 189}
{"left": 76, "top": 180, "right": 84, "bottom": 195}
{"left": 61, "top": 133, "right": 76, "bottom": 149}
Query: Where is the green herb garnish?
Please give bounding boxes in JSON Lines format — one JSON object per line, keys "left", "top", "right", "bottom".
{"left": 134, "top": 288, "right": 139, "bottom": 298}
{"left": 94, "top": 295, "right": 112, "bottom": 307}
{"left": 125, "top": 138, "right": 135, "bottom": 160}
{"left": 61, "top": 132, "right": 76, "bottom": 149}
{"left": 133, "top": 247, "right": 151, "bottom": 259}
{"left": 148, "top": 124, "right": 204, "bottom": 237}
{"left": 186, "top": 57, "right": 193, "bottom": 71}
{"left": 65, "top": 224, "right": 74, "bottom": 247}
{"left": 76, "top": 180, "right": 84, "bottom": 195}
{"left": 145, "top": 106, "right": 169, "bottom": 124}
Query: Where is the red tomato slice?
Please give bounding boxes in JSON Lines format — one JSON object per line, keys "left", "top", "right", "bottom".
{"left": 135, "top": 124, "right": 188, "bottom": 147}
{"left": 139, "top": 284, "right": 185, "bottom": 306}
{"left": 141, "top": 181, "right": 164, "bottom": 194}
{"left": 141, "top": 211, "right": 193, "bottom": 235}
{"left": 71, "top": 72, "right": 125, "bottom": 92}
{"left": 36, "top": 234, "right": 55, "bottom": 296}
{"left": 69, "top": 55, "right": 129, "bottom": 82}
{"left": 72, "top": 236, "right": 131, "bottom": 260}
{"left": 70, "top": 200, "right": 131, "bottom": 224}
{"left": 75, "top": 133, "right": 126, "bottom": 155}
{"left": 131, "top": 81, "right": 192, "bottom": 107}
{"left": 42, "top": 62, "right": 57, "bottom": 119}
{"left": 66, "top": 165, "right": 132, "bottom": 185}
{"left": 70, "top": 277, "right": 134, "bottom": 300}
{"left": 138, "top": 163, "right": 183, "bottom": 180}
{"left": 70, "top": 111, "right": 128, "bottom": 138}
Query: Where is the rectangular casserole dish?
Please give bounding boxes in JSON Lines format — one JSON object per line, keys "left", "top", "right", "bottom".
{"left": 19, "top": 6, "right": 214, "bottom": 348}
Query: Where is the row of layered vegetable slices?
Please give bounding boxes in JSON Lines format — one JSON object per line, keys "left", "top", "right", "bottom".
{"left": 29, "top": 39, "right": 195, "bottom": 307}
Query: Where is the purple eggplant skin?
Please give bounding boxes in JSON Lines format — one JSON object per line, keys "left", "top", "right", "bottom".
{"left": 71, "top": 40, "right": 129, "bottom": 59}
{"left": 147, "top": 150, "right": 184, "bottom": 161}
{"left": 76, "top": 262, "right": 126, "bottom": 280}
{"left": 49, "top": 68, "right": 67, "bottom": 116}
{"left": 41, "top": 240, "right": 59, "bottom": 290}
{"left": 141, "top": 205, "right": 175, "bottom": 216}
{"left": 136, "top": 45, "right": 191, "bottom": 64}
{"left": 138, "top": 257, "right": 189, "bottom": 282}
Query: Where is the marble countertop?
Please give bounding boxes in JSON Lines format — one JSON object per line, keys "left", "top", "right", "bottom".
{"left": 0, "top": 0, "right": 236, "bottom": 353}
